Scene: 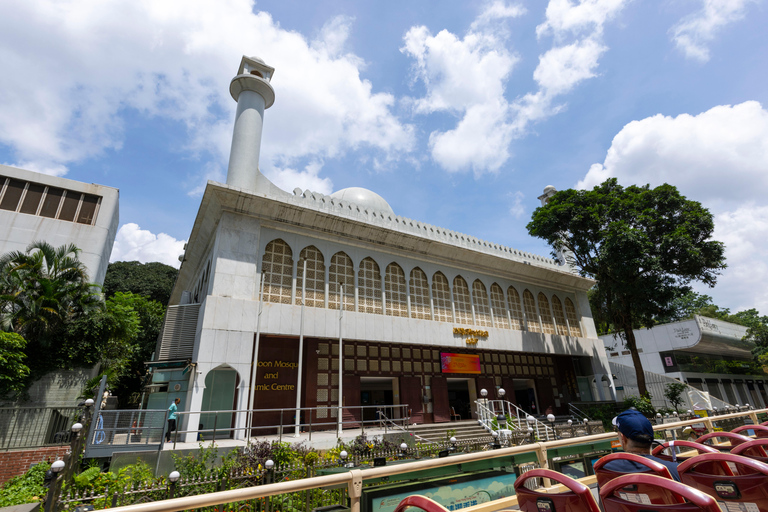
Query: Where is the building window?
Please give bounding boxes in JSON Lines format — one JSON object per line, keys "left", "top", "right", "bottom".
{"left": 385, "top": 263, "right": 408, "bottom": 317}
{"left": 358, "top": 257, "right": 382, "bottom": 314}
{"left": 490, "top": 283, "right": 509, "bottom": 329}
{"left": 409, "top": 267, "right": 431, "bottom": 320}
{"left": 472, "top": 280, "right": 492, "bottom": 327}
{"left": 432, "top": 272, "right": 453, "bottom": 323}
{"left": 523, "top": 290, "right": 541, "bottom": 332}
{"left": 538, "top": 293, "right": 555, "bottom": 334}
{"left": 329, "top": 252, "right": 355, "bottom": 311}
{"left": 453, "top": 276, "right": 472, "bottom": 325}
{"left": 564, "top": 298, "right": 582, "bottom": 337}
{"left": 262, "top": 239, "right": 293, "bottom": 304}
{"left": 296, "top": 245, "right": 325, "bottom": 308}
{"left": 0, "top": 179, "right": 25, "bottom": 211}
{"left": 507, "top": 286, "right": 525, "bottom": 330}
{"left": 551, "top": 295, "right": 569, "bottom": 335}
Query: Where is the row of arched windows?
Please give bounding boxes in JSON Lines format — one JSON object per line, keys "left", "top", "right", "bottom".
{"left": 261, "top": 239, "right": 583, "bottom": 336}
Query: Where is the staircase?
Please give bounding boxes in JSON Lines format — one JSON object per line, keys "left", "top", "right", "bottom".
{"left": 408, "top": 420, "right": 490, "bottom": 444}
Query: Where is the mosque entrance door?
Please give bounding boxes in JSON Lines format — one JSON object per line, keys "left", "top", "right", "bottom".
{"left": 360, "top": 377, "right": 394, "bottom": 423}
{"left": 447, "top": 379, "right": 471, "bottom": 421}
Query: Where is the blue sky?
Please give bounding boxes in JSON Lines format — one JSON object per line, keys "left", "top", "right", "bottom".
{"left": 1, "top": 0, "right": 767, "bottom": 313}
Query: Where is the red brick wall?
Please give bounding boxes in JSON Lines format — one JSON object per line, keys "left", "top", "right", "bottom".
{"left": 0, "top": 446, "right": 70, "bottom": 485}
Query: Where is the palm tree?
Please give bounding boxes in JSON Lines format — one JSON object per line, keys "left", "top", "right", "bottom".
{"left": 0, "top": 241, "right": 102, "bottom": 344}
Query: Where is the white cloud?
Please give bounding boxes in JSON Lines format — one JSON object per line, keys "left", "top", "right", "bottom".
{"left": 0, "top": 0, "right": 414, "bottom": 192}
{"left": 110, "top": 223, "right": 186, "bottom": 268}
{"left": 508, "top": 190, "right": 525, "bottom": 218}
{"left": 401, "top": 2, "right": 523, "bottom": 174}
{"left": 532, "top": 38, "right": 606, "bottom": 95}
{"left": 671, "top": 0, "right": 756, "bottom": 62}
{"left": 577, "top": 101, "right": 768, "bottom": 313}
{"left": 266, "top": 160, "right": 334, "bottom": 195}
{"left": 536, "top": 0, "right": 628, "bottom": 38}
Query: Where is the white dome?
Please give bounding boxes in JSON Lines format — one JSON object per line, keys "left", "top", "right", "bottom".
{"left": 543, "top": 185, "right": 557, "bottom": 194}
{"left": 330, "top": 187, "right": 394, "bottom": 215}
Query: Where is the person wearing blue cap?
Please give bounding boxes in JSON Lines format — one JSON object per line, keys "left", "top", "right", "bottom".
{"left": 603, "top": 409, "right": 680, "bottom": 481}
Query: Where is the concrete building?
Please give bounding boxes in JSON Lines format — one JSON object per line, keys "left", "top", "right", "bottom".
{"left": 148, "top": 56, "right": 616, "bottom": 440}
{"left": 0, "top": 164, "right": 119, "bottom": 285}
{"left": 603, "top": 315, "right": 768, "bottom": 409}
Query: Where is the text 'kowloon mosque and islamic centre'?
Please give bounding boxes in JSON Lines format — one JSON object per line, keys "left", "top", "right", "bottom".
{"left": 146, "top": 56, "right": 615, "bottom": 440}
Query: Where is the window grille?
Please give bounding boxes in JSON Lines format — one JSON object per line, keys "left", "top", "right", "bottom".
{"left": 432, "top": 272, "right": 453, "bottom": 322}
{"left": 358, "top": 257, "right": 382, "bottom": 314}
{"left": 0, "top": 175, "right": 101, "bottom": 225}
{"left": 329, "top": 252, "right": 355, "bottom": 311}
{"left": 472, "top": 280, "right": 492, "bottom": 327}
{"left": 262, "top": 239, "right": 293, "bottom": 304}
{"left": 453, "top": 276, "right": 472, "bottom": 324}
{"left": 490, "top": 283, "right": 509, "bottom": 329}
{"left": 523, "top": 290, "right": 541, "bottom": 332}
{"left": 564, "top": 298, "right": 583, "bottom": 337}
{"left": 538, "top": 293, "right": 555, "bottom": 334}
{"left": 507, "top": 286, "right": 524, "bottom": 330}
{"left": 385, "top": 263, "right": 408, "bottom": 317}
{"left": 296, "top": 246, "right": 325, "bottom": 307}
{"left": 409, "top": 267, "right": 431, "bottom": 320}
{"left": 551, "top": 295, "right": 568, "bottom": 335}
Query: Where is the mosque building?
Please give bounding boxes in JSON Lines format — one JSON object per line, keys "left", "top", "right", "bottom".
{"left": 147, "top": 56, "right": 615, "bottom": 440}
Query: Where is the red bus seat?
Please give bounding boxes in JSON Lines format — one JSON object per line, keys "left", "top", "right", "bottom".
{"left": 600, "top": 474, "right": 720, "bottom": 512}
{"left": 394, "top": 496, "right": 449, "bottom": 512}
{"left": 651, "top": 440, "right": 718, "bottom": 463}
{"left": 513, "top": 468, "right": 600, "bottom": 512}
{"left": 593, "top": 452, "right": 673, "bottom": 489}
{"left": 731, "top": 424, "right": 768, "bottom": 439}
{"left": 695, "top": 432, "right": 751, "bottom": 452}
{"left": 679, "top": 452, "right": 768, "bottom": 511}
{"left": 731, "top": 438, "right": 768, "bottom": 463}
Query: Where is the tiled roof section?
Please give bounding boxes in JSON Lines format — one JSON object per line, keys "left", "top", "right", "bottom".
{"left": 289, "top": 187, "right": 571, "bottom": 272}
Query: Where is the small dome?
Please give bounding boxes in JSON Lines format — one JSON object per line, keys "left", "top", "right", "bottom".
{"left": 249, "top": 55, "right": 266, "bottom": 64}
{"left": 543, "top": 185, "right": 557, "bottom": 194}
{"left": 330, "top": 187, "right": 394, "bottom": 215}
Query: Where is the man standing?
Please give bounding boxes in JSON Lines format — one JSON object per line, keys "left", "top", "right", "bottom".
{"left": 603, "top": 408, "right": 680, "bottom": 481}
{"left": 166, "top": 397, "right": 181, "bottom": 442}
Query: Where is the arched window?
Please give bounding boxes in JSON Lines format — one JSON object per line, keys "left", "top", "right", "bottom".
{"left": 523, "top": 290, "right": 541, "bottom": 332}
{"left": 329, "top": 252, "right": 354, "bottom": 311}
{"left": 490, "top": 283, "right": 509, "bottom": 329}
{"left": 262, "top": 239, "right": 293, "bottom": 304}
{"left": 358, "top": 257, "right": 382, "bottom": 314}
{"left": 296, "top": 246, "right": 325, "bottom": 308}
{"left": 538, "top": 293, "right": 555, "bottom": 334}
{"left": 507, "top": 286, "right": 524, "bottom": 330}
{"left": 551, "top": 295, "right": 568, "bottom": 335}
{"left": 472, "top": 280, "right": 492, "bottom": 327}
{"left": 453, "top": 276, "right": 472, "bottom": 324}
{"left": 410, "top": 267, "right": 431, "bottom": 320}
{"left": 432, "top": 272, "right": 453, "bottom": 322}
{"left": 385, "top": 263, "right": 408, "bottom": 317}
{"left": 564, "top": 298, "right": 583, "bottom": 337}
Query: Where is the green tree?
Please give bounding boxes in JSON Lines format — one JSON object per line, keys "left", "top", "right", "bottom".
{"left": 103, "top": 261, "right": 178, "bottom": 305}
{"left": 0, "top": 332, "right": 30, "bottom": 398}
{"left": 664, "top": 381, "right": 688, "bottom": 413}
{"left": 0, "top": 241, "right": 101, "bottom": 344}
{"left": 527, "top": 179, "right": 726, "bottom": 396}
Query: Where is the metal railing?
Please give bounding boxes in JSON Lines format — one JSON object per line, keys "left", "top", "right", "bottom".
{"left": 170, "top": 404, "right": 411, "bottom": 446}
{"left": 84, "top": 409, "right": 167, "bottom": 458}
{"left": 1, "top": 406, "right": 81, "bottom": 450}
{"left": 568, "top": 403, "right": 591, "bottom": 421}
{"left": 82, "top": 407, "right": 768, "bottom": 512}
{"left": 475, "top": 399, "right": 554, "bottom": 443}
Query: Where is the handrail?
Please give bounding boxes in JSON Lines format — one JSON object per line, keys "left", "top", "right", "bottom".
{"left": 171, "top": 403, "right": 411, "bottom": 446}
{"left": 474, "top": 399, "right": 554, "bottom": 443}
{"left": 568, "top": 403, "right": 591, "bottom": 421}
{"left": 100, "top": 407, "right": 768, "bottom": 512}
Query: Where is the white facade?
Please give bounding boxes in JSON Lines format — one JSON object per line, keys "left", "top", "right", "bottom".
{"left": 149, "top": 56, "right": 617, "bottom": 441}
{"left": 602, "top": 316, "right": 768, "bottom": 408}
{"left": 0, "top": 164, "right": 119, "bottom": 285}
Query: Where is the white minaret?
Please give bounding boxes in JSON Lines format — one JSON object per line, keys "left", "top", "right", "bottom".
{"left": 226, "top": 55, "right": 276, "bottom": 194}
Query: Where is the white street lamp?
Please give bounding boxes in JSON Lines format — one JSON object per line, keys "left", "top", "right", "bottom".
{"left": 51, "top": 460, "right": 65, "bottom": 473}
{"left": 265, "top": 459, "right": 274, "bottom": 470}
{"left": 480, "top": 389, "right": 488, "bottom": 398}
{"left": 169, "top": 471, "right": 180, "bottom": 483}
{"left": 71, "top": 423, "right": 83, "bottom": 433}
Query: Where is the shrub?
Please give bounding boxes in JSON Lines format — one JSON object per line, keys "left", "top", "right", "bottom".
{"left": 0, "top": 462, "right": 50, "bottom": 507}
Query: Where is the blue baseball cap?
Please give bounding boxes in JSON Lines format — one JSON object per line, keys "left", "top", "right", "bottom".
{"left": 613, "top": 409, "right": 654, "bottom": 442}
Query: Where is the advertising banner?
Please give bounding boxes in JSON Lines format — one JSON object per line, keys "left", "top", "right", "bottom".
{"left": 440, "top": 353, "right": 481, "bottom": 374}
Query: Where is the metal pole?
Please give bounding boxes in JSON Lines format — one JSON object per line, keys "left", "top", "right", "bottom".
{"left": 295, "top": 258, "right": 307, "bottom": 437}
{"left": 248, "top": 274, "right": 266, "bottom": 440}
{"left": 337, "top": 283, "right": 344, "bottom": 437}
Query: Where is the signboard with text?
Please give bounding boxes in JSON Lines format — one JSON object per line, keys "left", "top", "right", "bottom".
{"left": 441, "top": 353, "right": 481, "bottom": 374}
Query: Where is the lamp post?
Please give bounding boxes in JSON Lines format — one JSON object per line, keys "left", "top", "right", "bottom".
{"left": 526, "top": 415, "right": 535, "bottom": 441}
{"left": 547, "top": 414, "right": 555, "bottom": 440}
{"left": 450, "top": 436, "right": 457, "bottom": 452}
{"left": 479, "top": 388, "right": 488, "bottom": 426}
{"left": 44, "top": 460, "right": 66, "bottom": 512}
{"left": 168, "top": 471, "right": 180, "bottom": 499}
{"left": 400, "top": 442, "right": 408, "bottom": 459}
{"left": 498, "top": 388, "right": 506, "bottom": 419}
{"left": 337, "top": 282, "right": 344, "bottom": 437}
{"left": 295, "top": 257, "right": 307, "bottom": 437}
{"left": 264, "top": 460, "right": 275, "bottom": 512}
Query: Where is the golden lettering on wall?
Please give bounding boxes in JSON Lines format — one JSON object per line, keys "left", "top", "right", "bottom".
{"left": 453, "top": 327, "right": 488, "bottom": 345}
{"left": 256, "top": 360, "right": 298, "bottom": 392}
